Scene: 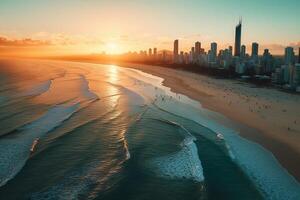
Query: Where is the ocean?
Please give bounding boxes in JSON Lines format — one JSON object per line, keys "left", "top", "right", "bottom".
{"left": 0, "top": 59, "right": 299, "bottom": 200}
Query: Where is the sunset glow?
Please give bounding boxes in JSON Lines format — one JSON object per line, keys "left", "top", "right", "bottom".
{"left": 106, "top": 42, "right": 119, "bottom": 54}
{"left": 0, "top": 0, "right": 299, "bottom": 56}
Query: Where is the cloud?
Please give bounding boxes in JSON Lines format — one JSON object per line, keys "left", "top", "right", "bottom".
{"left": 0, "top": 36, "right": 52, "bottom": 47}
{"left": 0, "top": 33, "right": 106, "bottom": 47}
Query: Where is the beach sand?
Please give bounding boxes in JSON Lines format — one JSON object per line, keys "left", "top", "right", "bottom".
{"left": 118, "top": 63, "right": 300, "bottom": 182}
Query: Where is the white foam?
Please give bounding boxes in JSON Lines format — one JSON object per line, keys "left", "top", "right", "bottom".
{"left": 120, "top": 67, "right": 300, "bottom": 199}
{"left": 0, "top": 103, "right": 79, "bottom": 187}
{"left": 150, "top": 136, "right": 204, "bottom": 182}
{"left": 79, "top": 75, "right": 98, "bottom": 100}
{"left": 124, "top": 139, "right": 131, "bottom": 160}
{"left": 157, "top": 98, "right": 300, "bottom": 199}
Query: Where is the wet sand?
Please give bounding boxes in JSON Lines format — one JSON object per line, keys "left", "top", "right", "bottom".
{"left": 118, "top": 63, "right": 300, "bottom": 182}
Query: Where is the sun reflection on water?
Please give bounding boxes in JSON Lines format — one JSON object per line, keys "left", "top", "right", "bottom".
{"left": 107, "top": 65, "right": 119, "bottom": 84}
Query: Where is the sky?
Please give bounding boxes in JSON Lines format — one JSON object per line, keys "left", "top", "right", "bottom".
{"left": 0, "top": 0, "right": 299, "bottom": 56}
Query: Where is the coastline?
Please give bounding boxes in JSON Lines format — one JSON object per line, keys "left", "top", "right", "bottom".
{"left": 13, "top": 58, "right": 300, "bottom": 182}
{"left": 119, "top": 62, "right": 300, "bottom": 182}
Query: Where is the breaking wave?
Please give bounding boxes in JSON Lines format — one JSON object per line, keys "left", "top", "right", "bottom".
{"left": 0, "top": 103, "right": 79, "bottom": 187}
{"left": 150, "top": 120, "right": 204, "bottom": 182}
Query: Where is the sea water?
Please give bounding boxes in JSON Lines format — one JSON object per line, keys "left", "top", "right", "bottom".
{"left": 0, "top": 60, "right": 299, "bottom": 200}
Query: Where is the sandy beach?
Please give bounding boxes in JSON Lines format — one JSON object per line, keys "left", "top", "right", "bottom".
{"left": 115, "top": 62, "right": 300, "bottom": 182}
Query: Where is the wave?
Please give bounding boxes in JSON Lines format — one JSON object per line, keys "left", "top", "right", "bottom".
{"left": 30, "top": 128, "right": 130, "bottom": 200}
{"left": 118, "top": 129, "right": 131, "bottom": 161}
{"left": 20, "top": 80, "right": 52, "bottom": 98}
{"left": 154, "top": 96, "right": 300, "bottom": 199}
{"left": 149, "top": 120, "right": 204, "bottom": 182}
{"left": 105, "top": 82, "right": 145, "bottom": 105}
{"left": 0, "top": 103, "right": 79, "bottom": 187}
{"left": 0, "top": 80, "right": 52, "bottom": 108}
{"left": 125, "top": 67, "right": 300, "bottom": 198}
{"left": 106, "top": 67, "right": 300, "bottom": 198}
{"left": 79, "top": 75, "right": 99, "bottom": 100}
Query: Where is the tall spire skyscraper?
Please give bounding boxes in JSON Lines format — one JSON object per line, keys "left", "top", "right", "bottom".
{"left": 234, "top": 19, "right": 242, "bottom": 57}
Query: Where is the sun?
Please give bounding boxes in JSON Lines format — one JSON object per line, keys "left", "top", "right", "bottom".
{"left": 106, "top": 42, "right": 119, "bottom": 54}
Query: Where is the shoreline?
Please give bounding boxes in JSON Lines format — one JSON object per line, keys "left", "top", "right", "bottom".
{"left": 121, "top": 63, "right": 300, "bottom": 182}
{"left": 12, "top": 58, "right": 300, "bottom": 182}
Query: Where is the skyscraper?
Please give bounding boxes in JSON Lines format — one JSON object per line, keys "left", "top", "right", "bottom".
{"left": 180, "top": 51, "right": 184, "bottom": 63}
{"left": 210, "top": 42, "right": 217, "bottom": 63}
{"left": 173, "top": 40, "right": 179, "bottom": 62}
{"left": 191, "top": 47, "right": 195, "bottom": 55}
{"left": 251, "top": 42, "right": 259, "bottom": 57}
{"left": 241, "top": 45, "right": 246, "bottom": 58}
{"left": 234, "top": 20, "right": 242, "bottom": 57}
{"left": 195, "top": 42, "right": 201, "bottom": 56}
{"left": 153, "top": 48, "right": 157, "bottom": 56}
{"left": 298, "top": 47, "right": 300, "bottom": 63}
{"left": 153, "top": 48, "right": 157, "bottom": 60}
{"left": 285, "top": 47, "right": 295, "bottom": 65}
{"left": 262, "top": 49, "right": 273, "bottom": 73}
{"left": 228, "top": 46, "right": 233, "bottom": 56}
{"left": 295, "top": 64, "right": 300, "bottom": 86}
{"left": 191, "top": 47, "right": 195, "bottom": 62}
{"left": 148, "top": 48, "right": 152, "bottom": 56}
{"left": 162, "top": 50, "right": 167, "bottom": 62}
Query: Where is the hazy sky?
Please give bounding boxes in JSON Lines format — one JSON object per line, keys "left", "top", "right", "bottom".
{"left": 0, "top": 0, "right": 299, "bottom": 55}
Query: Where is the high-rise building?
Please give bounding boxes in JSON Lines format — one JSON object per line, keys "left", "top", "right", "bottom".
{"left": 298, "top": 47, "right": 300, "bottom": 63}
{"left": 210, "top": 42, "right": 217, "bottom": 63}
{"left": 162, "top": 50, "right": 167, "bottom": 62}
{"left": 184, "top": 52, "right": 189, "bottom": 64}
{"left": 262, "top": 49, "right": 273, "bottom": 73}
{"left": 195, "top": 42, "right": 201, "bottom": 56}
{"left": 191, "top": 47, "right": 195, "bottom": 55}
{"left": 173, "top": 40, "right": 179, "bottom": 62}
{"left": 285, "top": 47, "right": 295, "bottom": 65}
{"left": 234, "top": 20, "right": 242, "bottom": 57}
{"left": 211, "top": 43, "right": 217, "bottom": 56}
{"left": 148, "top": 48, "right": 152, "bottom": 56}
{"left": 153, "top": 48, "right": 157, "bottom": 56}
{"left": 153, "top": 48, "right": 157, "bottom": 60}
{"left": 295, "top": 64, "right": 300, "bottom": 86}
{"left": 191, "top": 47, "right": 195, "bottom": 62}
{"left": 229, "top": 46, "right": 233, "bottom": 56}
{"left": 179, "top": 51, "right": 184, "bottom": 63}
{"left": 241, "top": 45, "right": 246, "bottom": 58}
{"left": 251, "top": 42, "right": 259, "bottom": 57}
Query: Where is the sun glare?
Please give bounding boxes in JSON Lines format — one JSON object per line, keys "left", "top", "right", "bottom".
{"left": 106, "top": 42, "right": 118, "bottom": 54}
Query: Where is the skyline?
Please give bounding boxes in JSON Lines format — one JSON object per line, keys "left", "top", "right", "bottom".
{"left": 0, "top": 0, "right": 300, "bottom": 56}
